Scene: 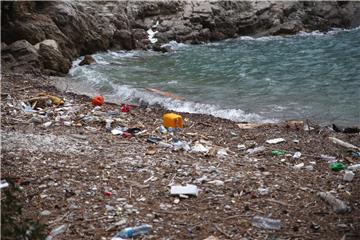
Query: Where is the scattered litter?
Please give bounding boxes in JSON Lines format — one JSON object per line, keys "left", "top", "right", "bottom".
{"left": 0, "top": 180, "right": 9, "bottom": 189}
{"left": 347, "top": 163, "right": 360, "bottom": 171}
{"left": 292, "top": 151, "right": 302, "bottom": 159}
{"left": 217, "top": 148, "right": 228, "bottom": 159}
{"left": 329, "top": 137, "right": 359, "bottom": 150}
{"left": 330, "top": 162, "right": 346, "bottom": 172}
{"left": 46, "top": 224, "right": 68, "bottom": 240}
{"left": 266, "top": 138, "right": 286, "bottom": 144}
{"left": 170, "top": 184, "right": 198, "bottom": 197}
{"left": 191, "top": 143, "right": 209, "bottom": 153}
{"left": 272, "top": 150, "right": 287, "bottom": 156}
{"left": 159, "top": 125, "right": 168, "bottom": 134}
{"left": 121, "top": 104, "right": 131, "bottom": 113}
{"left": 237, "top": 123, "right": 262, "bottom": 129}
{"left": 317, "top": 192, "right": 350, "bottom": 214}
{"left": 343, "top": 171, "right": 355, "bottom": 182}
{"left": 251, "top": 216, "right": 282, "bottom": 230}
{"left": 92, "top": 96, "right": 104, "bottom": 106}
{"left": 246, "top": 146, "right": 265, "bottom": 155}
{"left": 40, "top": 210, "right": 51, "bottom": 216}
{"left": 237, "top": 144, "right": 246, "bottom": 150}
{"left": 208, "top": 180, "right": 224, "bottom": 186}
{"left": 293, "top": 162, "right": 304, "bottom": 170}
{"left": 163, "top": 113, "right": 183, "bottom": 128}
{"left": 257, "top": 187, "right": 270, "bottom": 196}
{"left": 112, "top": 224, "right": 152, "bottom": 239}
{"left": 111, "top": 128, "right": 124, "bottom": 135}
{"left": 147, "top": 136, "right": 162, "bottom": 144}
{"left": 321, "top": 154, "right": 337, "bottom": 163}
{"left": 352, "top": 152, "right": 360, "bottom": 158}
{"left": 42, "top": 121, "right": 52, "bottom": 128}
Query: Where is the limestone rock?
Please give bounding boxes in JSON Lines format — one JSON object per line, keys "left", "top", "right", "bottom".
{"left": 113, "top": 30, "right": 133, "bottom": 50}
{"left": 34, "top": 39, "right": 59, "bottom": 51}
{"left": 38, "top": 43, "right": 71, "bottom": 75}
{"left": 1, "top": 40, "right": 41, "bottom": 74}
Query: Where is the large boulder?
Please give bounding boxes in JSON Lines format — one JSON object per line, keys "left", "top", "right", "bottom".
{"left": 1, "top": 40, "right": 42, "bottom": 74}
{"left": 113, "top": 29, "right": 133, "bottom": 50}
{"left": 38, "top": 43, "right": 71, "bottom": 75}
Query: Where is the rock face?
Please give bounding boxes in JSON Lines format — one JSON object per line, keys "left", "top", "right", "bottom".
{"left": 1, "top": 40, "right": 42, "bottom": 75}
{"left": 2, "top": 1, "right": 360, "bottom": 75}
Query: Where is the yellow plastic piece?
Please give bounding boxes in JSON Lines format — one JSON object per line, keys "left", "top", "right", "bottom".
{"left": 163, "top": 113, "right": 183, "bottom": 128}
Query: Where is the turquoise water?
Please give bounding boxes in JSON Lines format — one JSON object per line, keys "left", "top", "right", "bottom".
{"left": 67, "top": 28, "right": 360, "bottom": 125}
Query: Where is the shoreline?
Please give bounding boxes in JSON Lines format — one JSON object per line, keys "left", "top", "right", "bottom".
{"left": 1, "top": 72, "right": 360, "bottom": 239}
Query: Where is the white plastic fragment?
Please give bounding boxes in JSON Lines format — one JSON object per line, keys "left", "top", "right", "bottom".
{"left": 111, "top": 128, "right": 124, "bottom": 135}
{"left": 343, "top": 171, "right": 355, "bottom": 182}
{"left": 321, "top": 154, "right": 337, "bottom": 163}
{"left": 317, "top": 191, "right": 350, "bottom": 214}
{"left": 217, "top": 148, "right": 228, "bottom": 159}
{"left": 257, "top": 187, "right": 270, "bottom": 196}
{"left": 292, "top": 152, "right": 302, "bottom": 159}
{"left": 42, "top": 121, "right": 52, "bottom": 128}
{"left": 191, "top": 144, "right": 209, "bottom": 153}
{"left": 46, "top": 224, "right": 68, "bottom": 240}
{"left": 293, "top": 162, "right": 304, "bottom": 170}
{"left": 252, "top": 216, "right": 282, "bottom": 230}
{"left": 246, "top": 146, "right": 266, "bottom": 155}
{"left": 170, "top": 184, "right": 198, "bottom": 197}
{"left": 347, "top": 164, "right": 360, "bottom": 171}
{"left": 237, "top": 144, "right": 246, "bottom": 150}
{"left": 0, "top": 180, "right": 9, "bottom": 189}
{"left": 329, "top": 137, "right": 359, "bottom": 150}
{"left": 40, "top": 210, "right": 51, "bottom": 216}
{"left": 208, "top": 180, "right": 224, "bottom": 186}
{"left": 266, "top": 138, "right": 286, "bottom": 144}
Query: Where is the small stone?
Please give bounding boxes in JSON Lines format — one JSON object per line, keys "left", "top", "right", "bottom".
{"left": 174, "top": 198, "right": 180, "bottom": 204}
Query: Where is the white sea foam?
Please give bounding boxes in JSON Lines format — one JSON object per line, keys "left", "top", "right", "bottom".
{"left": 161, "top": 40, "right": 188, "bottom": 51}
{"left": 107, "top": 84, "right": 275, "bottom": 123}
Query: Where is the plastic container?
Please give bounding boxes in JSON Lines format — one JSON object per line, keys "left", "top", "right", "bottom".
{"left": 46, "top": 224, "right": 68, "bottom": 240}
{"left": 251, "top": 216, "right": 281, "bottom": 230}
{"left": 163, "top": 113, "right": 183, "bottom": 128}
{"left": 112, "top": 224, "right": 152, "bottom": 239}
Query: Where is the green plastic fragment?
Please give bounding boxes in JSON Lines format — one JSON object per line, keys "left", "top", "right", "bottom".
{"left": 330, "top": 162, "right": 346, "bottom": 171}
{"left": 272, "top": 150, "right": 287, "bottom": 156}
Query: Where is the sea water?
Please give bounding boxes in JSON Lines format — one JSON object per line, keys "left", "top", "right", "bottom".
{"left": 61, "top": 27, "right": 360, "bottom": 125}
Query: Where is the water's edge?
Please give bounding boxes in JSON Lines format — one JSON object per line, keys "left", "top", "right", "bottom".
{"left": 55, "top": 28, "right": 360, "bottom": 126}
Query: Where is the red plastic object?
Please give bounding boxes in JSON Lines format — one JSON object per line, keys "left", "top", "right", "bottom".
{"left": 121, "top": 104, "right": 131, "bottom": 112}
{"left": 122, "top": 132, "right": 131, "bottom": 138}
{"left": 103, "top": 191, "right": 112, "bottom": 196}
{"left": 92, "top": 96, "right": 104, "bottom": 106}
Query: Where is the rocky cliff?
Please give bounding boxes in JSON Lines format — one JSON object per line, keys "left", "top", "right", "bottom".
{"left": 2, "top": 1, "right": 360, "bottom": 76}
